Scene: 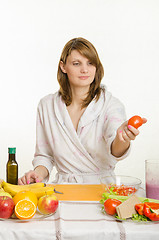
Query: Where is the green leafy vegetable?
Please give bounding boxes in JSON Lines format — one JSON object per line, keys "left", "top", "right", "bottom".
{"left": 100, "top": 192, "right": 159, "bottom": 205}
{"left": 115, "top": 215, "right": 126, "bottom": 221}
{"left": 132, "top": 214, "right": 149, "bottom": 222}
{"left": 108, "top": 187, "right": 117, "bottom": 195}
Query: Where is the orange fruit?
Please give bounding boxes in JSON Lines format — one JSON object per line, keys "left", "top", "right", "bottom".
{"left": 14, "top": 199, "right": 36, "bottom": 220}
{"left": 13, "top": 190, "right": 38, "bottom": 207}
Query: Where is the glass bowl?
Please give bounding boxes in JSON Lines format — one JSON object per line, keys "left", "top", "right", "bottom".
{"left": 100, "top": 175, "right": 142, "bottom": 196}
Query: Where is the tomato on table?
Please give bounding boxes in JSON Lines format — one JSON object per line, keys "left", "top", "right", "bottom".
{"left": 128, "top": 115, "right": 143, "bottom": 129}
{"left": 104, "top": 198, "right": 122, "bottom": 215}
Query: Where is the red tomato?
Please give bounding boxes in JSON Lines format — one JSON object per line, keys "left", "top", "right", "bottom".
{"left": 128, "top": 115, "right": 143, "bottom": 129}
{"left": 104, "top": 198, "right": 122, "bottom": 216}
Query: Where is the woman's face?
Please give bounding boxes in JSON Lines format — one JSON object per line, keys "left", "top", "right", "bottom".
{"left": 60, "top": 50, "right": 96, "bottom": 89}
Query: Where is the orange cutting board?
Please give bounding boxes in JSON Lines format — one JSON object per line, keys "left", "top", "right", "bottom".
{"left": 47, "top": 184, "right": 105, "bottom": 201}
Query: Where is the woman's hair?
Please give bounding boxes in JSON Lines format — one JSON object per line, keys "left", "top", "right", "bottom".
{"left": 57, "top": 37, "right": 104, "bottom": 108}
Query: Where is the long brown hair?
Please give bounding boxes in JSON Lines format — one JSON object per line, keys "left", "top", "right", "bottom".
{"left": 57, "top": 37, "right": 104, "bottom": 108}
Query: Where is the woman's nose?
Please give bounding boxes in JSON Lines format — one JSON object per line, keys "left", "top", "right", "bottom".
{"left": 80, "top": 65, "right": 88, "bottom": 73}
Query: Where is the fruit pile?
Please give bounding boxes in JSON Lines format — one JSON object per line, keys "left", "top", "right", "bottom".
{"left": 0, "top": 180, "right": 59, "bottom": 220}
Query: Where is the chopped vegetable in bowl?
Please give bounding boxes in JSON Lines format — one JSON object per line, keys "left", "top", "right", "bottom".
{"left": 107, "top": 184, "right": 137, "bottom": 196}
{"left": 100, "top": 175, "right": 141, "bottom": 196}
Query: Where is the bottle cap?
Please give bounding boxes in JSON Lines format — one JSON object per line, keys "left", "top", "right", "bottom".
{"left": 8, "top": 148, "right": 16, "bottom": 154}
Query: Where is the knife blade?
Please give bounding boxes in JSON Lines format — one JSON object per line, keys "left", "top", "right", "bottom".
{"left": 54, "top": 188, "right": 63, "bottom": 194}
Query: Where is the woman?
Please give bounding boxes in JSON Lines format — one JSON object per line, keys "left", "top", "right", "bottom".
{"left": 18, "top": 37, "right": 146, "bottom": 184}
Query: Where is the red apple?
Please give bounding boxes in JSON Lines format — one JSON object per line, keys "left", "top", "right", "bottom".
{"left": 38, "top": 194, "right": 58, "bottom": 215}
{"left": 0, "top": 196, "right": 15, "bottom": 219}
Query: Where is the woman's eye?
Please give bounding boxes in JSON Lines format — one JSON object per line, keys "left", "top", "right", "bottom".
{"left": 73, "top": 62, "right": 80, "bottom": 65}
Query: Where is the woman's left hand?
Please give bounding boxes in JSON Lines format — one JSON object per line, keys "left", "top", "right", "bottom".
{"left": 117, "top": 117, "right": 147, "bottom": 143}
{"left": 111, "top": 118, "right": 147, "bottom": 158}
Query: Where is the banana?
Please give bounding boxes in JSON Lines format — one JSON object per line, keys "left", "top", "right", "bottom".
{"left": 0, "top": 179, "right": 4, "bottom": 190}
{"left": 26, "top": 187, "right": 55, "bottom": 199}
{"left": 0, "top": 179, "right": 3, "bottom": 184}
{"left": 2, "top": 181, "right": 46, "bottom": 197}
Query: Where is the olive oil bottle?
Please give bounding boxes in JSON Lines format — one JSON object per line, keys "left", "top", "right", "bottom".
{"left": 6, "top": 147, "right": 18, "bottom": 185}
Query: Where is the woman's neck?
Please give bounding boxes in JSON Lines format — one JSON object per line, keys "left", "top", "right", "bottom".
{"left": 70, "top": 86, "right": 89, "bottom": 107}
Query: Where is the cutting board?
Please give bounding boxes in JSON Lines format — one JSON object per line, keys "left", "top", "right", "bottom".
{"left": 47, "top": 184, "right": 105, "bottom": 201}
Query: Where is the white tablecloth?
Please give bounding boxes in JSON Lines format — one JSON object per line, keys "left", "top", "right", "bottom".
{"left": 0, "top": 200, "right": 159, "bottom": 240}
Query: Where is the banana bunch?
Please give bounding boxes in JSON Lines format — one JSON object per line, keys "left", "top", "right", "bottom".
{"left": 2, "top": 181, "right": 55, "bottom": 199}
{"left": 0, "top": 179, "right": 5, "bottom": 192}
{"left": 0, "top": 179, "right": 13, "bottom": 198}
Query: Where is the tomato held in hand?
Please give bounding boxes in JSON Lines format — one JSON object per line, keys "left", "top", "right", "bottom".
{"left": 128, "top": 115, "right": 143, "bottom": 129}
{"left": 104, "top": 198, "right": 122, "bottom": 216}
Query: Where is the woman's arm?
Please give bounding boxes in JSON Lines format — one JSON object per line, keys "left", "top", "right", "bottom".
{"left": 111, "top": 118, "right": 147, "bottom": 158}
{"left": 18, "top": 165, "right": 49, "bottom": 185}
{"left": 19, "top": 100, "right": 54, "bottom": 185}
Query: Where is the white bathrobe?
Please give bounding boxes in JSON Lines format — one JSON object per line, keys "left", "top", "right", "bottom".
{"left": 32, "top": 85, "right": 130, "bottom": 183}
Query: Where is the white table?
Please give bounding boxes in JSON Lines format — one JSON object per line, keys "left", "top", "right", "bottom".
{"left": 0, "top": 200, "right": 159, "bottom": 240}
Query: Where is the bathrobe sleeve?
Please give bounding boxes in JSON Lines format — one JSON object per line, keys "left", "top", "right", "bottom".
{"left": 32, "top": 100, "right": 55, "bottom": 179}
{"left": 103, "top": 95, "right": 131, "bottom": 162}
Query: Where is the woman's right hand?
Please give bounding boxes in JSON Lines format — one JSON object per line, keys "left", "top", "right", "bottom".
{"left": 18, "top": 170, "right": 44, "bottom": 185}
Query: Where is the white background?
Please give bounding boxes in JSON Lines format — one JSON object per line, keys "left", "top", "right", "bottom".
{"left": 0, "top": 0, "right": 159, "bottom": 185}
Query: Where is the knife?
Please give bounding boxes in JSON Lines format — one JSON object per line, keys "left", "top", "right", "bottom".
{"left": 54, "top": 188, "right": 63, "bottom": 194}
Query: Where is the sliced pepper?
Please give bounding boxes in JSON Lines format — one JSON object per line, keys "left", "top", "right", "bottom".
{"left": 135, "top": 203, "right": 144, "bottom": 215}
{"left": 144, "top": 202, "right": 159, "bottom": 221}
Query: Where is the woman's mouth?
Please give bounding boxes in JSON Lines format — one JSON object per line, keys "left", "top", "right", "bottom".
{"left": 79, "top": 76, "right": 89, "bottom": 80}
